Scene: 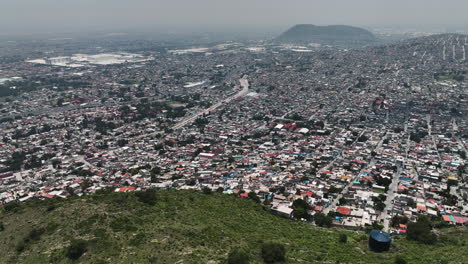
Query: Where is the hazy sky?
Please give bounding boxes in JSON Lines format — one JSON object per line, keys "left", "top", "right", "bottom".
{"left": 2, "top": 0, "right": 468, "bottom": 33}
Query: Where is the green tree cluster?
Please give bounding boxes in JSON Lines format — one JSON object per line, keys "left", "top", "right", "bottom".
{"left": 292, "top": 199, "right": 311, "bottom": 219}
{"left": 135, "top": 189, "right": 157, "bottom": 205}
{"left": 407, "top": 216, "right": 437, "bottom": 244}
{"left": 314, "top": 213, "right": 333, "bottom": 227}
{"left": 261, "top": 242, "right": 286, "bottom": 263}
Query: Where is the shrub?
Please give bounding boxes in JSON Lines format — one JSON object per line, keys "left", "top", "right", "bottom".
{"left": 339, "top": 234, "right": 348, "bottom": 243}
{"left": 407, "top": 216, "right": 437, "bottom": 244}
{"left": 66, "top": 239, "right": 88, "bottom": 260}
{"left": 15, "top": 241, "right": 26, "bottom": 253}
{"left": 358, "top": 234, "right": 368, "bottom": 242}
{"left": 261, "top": 242, "right": 286, "bottom": 263}
{"left": 3, "top": 201, "right": 20, "bottom": 212}
{"left": 25, "top": 227, "right": 45, "bottom": 242}
{"left": 394, "top": 255, "right": 407, "bottom": 264}
{"left": 46, "top": 204, "right": 56, "bottom": 211}
{"left": 95, "top": 187, "right": 114, "bottom": 195}
{"left": 228, "top": 248, "right": 249, "bottom": 264}
{"left": 314, "top": 213, "right": 333, "bottom": 227}
{"left": 391, "top": 215, "right": 409, "bottom": 228}
{"left": 365, "top": 221, "right": 384, "bottom": 233}
{"left": 110, "top": 217, "right": 137, "bottom": 232}
{"left": 202, "top": 187, "right": 212, "bottom": 195}
{"left": 0, "top": 222, "right": 4, "bottom": 232}
{"left": 135, "top": 189, "right": 157, "bottom": 205}
{"left": 129, "top": 233, "right": 146, "bottom": 246}
{"left": 292, "top": 199, "right": 311, "bottom": 219}
{"left": 148, "top": 256, "right": 159, "bottom": 263}
{"left": 248, "top": 192, "right": 261, "bottom": 203}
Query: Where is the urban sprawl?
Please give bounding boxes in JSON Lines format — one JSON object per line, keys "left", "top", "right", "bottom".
{"left": 0, "top": 34, "right": 467, "bottom": 234}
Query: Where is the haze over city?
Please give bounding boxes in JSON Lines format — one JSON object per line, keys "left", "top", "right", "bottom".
{"left": 0, "top": 1, "right": 467, "bottom": 263}
{"left": 2, "top": 0, "right": 468, "bottom": 34}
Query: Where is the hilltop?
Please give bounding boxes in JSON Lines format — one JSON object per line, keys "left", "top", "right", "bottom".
{"left": 274, "top": 24, "right": 377, "bottom": 47}
{"left": 1, "top": 190, "right": 467, "bottom": 263}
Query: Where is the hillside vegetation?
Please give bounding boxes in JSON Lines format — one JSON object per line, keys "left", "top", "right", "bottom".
{"left": 0, "top": 190, "right": 467, "bottom": 264}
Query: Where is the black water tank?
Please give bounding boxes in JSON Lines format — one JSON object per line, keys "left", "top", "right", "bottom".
{"left": 369, "top": 230, "right": 391, "bottom": 252}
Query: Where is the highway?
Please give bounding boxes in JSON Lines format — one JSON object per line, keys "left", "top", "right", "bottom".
{"left": 127, "top": 77, "right": 249, "bottom": 141}
{"left": 97, "top": 77, "right": 249, "bottom": 159}
{"left": 172, "top": 77, "right": 249, "bottom": 130}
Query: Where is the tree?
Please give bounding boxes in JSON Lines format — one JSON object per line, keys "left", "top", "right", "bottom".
{"left": 248, "top": 192, "right": 261, "bottom": 203}
{"left": 117, "top": 139, "right": 128, "bottom": 147}
{"left": 365, "top": 221, "right": 384, "bottom": 233}
{"left": 391, "top": 215, "right": 409, "bottom": 228}
{"left": 315, "top": 120, "right": 325, "bottom": 129}
{"left": 292, "top": 199, "right": 311, "bottom": 219}
{"left": 378, "top": 194, "right": 387, "bottom": 202}
{"left": 407, "top": 216, "right": 437, "bottom": 244}
{"left": 375, "top": 201, "right": 385, "bottom": 212}
{"left": 328, "top": 186, "right": 342, "bottom": 193}
{"left": 51, "top": 159, "right": 61, "bottom": 168}
{"left": 150, "top": 166, "right": 162, "bottom": 175}
{"left": 135, "top": 189, "right": 157, "bottom": 205}
{"left": 395, "top": 255, "right": 407, "bottom": 264}
{"left": 338, "top": 197, "right": 347, "bottom": 205}
{"left": 228, "top": 248, "right": 249, "bottom": 264}
{"left": 186, "top": 178, "right": 197, "bottom": 186}
{"left": 300, "top": 175, "right": 309, "bottom": 182}
{"left": 66, "top": 239, "right": 88, "bottom": 260}
{"left": 358, "top": 135, "right": 369, "bottom": 142}
{"left": 3, "top": 201, "right": 21, "bottom": 212}
{"left": 459, "top": 150, "right": 466, "bottom": 160}
{"left": 202, "top": 186, "right": 212, "bottom": 195}
{"left": 261, "top": 242, "right": 286, "bottom": 263}
{"left": 339, "top": 234, "right": 348, "bottom": 243}
{"left": 453, "top": 74, "right": 465, "bottom": 82}
{"left": 26, "top": 227, "right": 45, "bottom": 242}
{"left": 314, "top": 213, "right": 333, "bottom": 227}
{"left": 15, "top": 241, "right": 26, "bottom": 253}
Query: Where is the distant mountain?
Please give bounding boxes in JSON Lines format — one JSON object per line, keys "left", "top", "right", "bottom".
{"left": 275, "top": 24, "right": 377, "bottom": 47}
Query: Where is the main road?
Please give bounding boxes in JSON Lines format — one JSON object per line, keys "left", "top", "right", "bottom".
{"left": 101, "top": 77, "right": 249, "bottom": 159}
{"left": 323, "top": 131, "right": 385, "bottom": 214}
{"left": 129, "top": 76, "right": 249, "bottom": 141}
{"left": 381, "top": 164, "right": 402, "bottom": 231}
{"left": 172, "top": 76, "right": 249, "bottom": 130}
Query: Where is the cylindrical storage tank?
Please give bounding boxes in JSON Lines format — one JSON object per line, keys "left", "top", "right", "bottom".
{"left": 368, "top": 230, "right": 391, "bottom": 252}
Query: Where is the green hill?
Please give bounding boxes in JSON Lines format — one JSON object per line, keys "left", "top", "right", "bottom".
{"left": 275, "top": 24, "right": 377, "bottom": 46}
{"left": 0, "top": 190, "right": 467, "bottom": 263}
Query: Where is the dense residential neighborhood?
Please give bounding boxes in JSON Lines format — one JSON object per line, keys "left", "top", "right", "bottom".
{"left": 0, "top": 33, "right": 467, "bottom": 238}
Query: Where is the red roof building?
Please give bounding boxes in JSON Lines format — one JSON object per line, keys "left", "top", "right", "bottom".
{"left": 337, "top": 206, "right": 351, "bottom": 216}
